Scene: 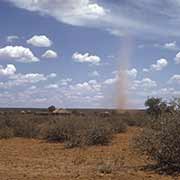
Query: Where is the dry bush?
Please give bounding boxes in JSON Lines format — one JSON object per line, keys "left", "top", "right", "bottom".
{"left": 0, "top": 111, "right": 127, "bottom": 148}
{"left": 134, "top": 112, "right": 180, "bottom": 169}
{"left": 123, "top": 112, "right": 147, "bottom": 127}
{"left": 0, "top": 127, "right": 14, "bottom": 139}
{"left": 109, "top": 117, "right": 127, "bottom": 133}
{"left": 84, "top": 120, "right": 113, "bottom": 146}
{"left": 0, "top": 114, "right": 43, "bottom": 138}
{"left": 40, "top": 116, "right": 114, "bottom": 148}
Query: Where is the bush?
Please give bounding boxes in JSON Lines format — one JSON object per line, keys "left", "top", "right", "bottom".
{"left": 0, "top": 127, "right": 14, "bottom": 139}
{"left": 134, "top": 112, "right": 180, "bottom": 169}
{"left": 40, "top": 117, "right": 114, "bottom": 148}
{"left": 84, "top": 120, "right": 113, "bottom": 146}
{"left": 109, "top": 118, "right": 127, "bottom": 133}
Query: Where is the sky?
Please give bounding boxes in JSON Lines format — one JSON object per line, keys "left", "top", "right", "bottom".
{"left": 0, "top": 0, "right": 180, "bottom": 109}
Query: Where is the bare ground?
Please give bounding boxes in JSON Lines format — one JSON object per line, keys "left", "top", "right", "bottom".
{"left": 0, "top": 127, "right": 178, "bottom": 180}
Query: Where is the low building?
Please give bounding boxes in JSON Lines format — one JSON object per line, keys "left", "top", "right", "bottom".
{"left": 52, "top": 109, "right": 71, "bottom": 116}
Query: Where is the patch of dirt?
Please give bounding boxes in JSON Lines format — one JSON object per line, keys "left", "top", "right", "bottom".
{"left": 0, "top": 127, "right": 177, "bottom": 180}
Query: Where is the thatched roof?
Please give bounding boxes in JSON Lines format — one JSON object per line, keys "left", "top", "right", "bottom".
{"left": 52, "top": 108, "right": 71, "bottom": 115}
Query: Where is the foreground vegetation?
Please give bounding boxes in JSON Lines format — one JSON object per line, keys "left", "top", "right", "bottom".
{"left": 134, "top": 97, "right": 180, "bottom": 173}
{"left": 0, "top": 110, "right": 145, "bottom": 148}
{"left": 1, "top": 97, "right": 180, "bottom": 176}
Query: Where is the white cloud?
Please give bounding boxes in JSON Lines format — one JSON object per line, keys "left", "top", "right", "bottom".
{"left": 47, "top": 73, "right": 57, "bottom": 78}
{"left": 8, "top": 0, "right": 180, "bottom": 38}
{"left": 27, "top": 35, "right": 52, "bottom": 47}
{"left": 8, "top": 0, "right": 107, "bottom": 26}
{"left": 72, "top": 52, "right": 101, "bottom": 65}
{"left": 0, "top": 64, "right": 16, "bottom": 76}
{"left": 29, "top": 85, "right": 36, "bottom": 90}
{"left": 90, "top": 70, "right": 99, "bottom": 77}
{"left": 0, "top": 46, "right": 39, "bottom": 63}
{"left": 6, "top": 35, "right": 19, "bottom": 43}
{"left": 9, "top": 73, "right": 47, "bottom": 84}
{"left": 132, "top": 78, "right": 157, "bottom": 90}
{"left": 143, "top": 68, "right": 149, "bottom": 73}
{"left": 169, "top": 74, "right": 180, "bottom": 84}
{"left": 103, "top": 78, "right": 117, "bottom": 85}
{"left": 60, "top": 78, "right": 72, "bottom": 86}
{"left": 103, "top": 68, "right": 137, "bottom": 85}
{"left": 174, "top": 52, "right": 180, "bottom": 64}
{"left": 70, "top": 80, "right": 101, "bottom": 94}
{"left": 151, "top": 58, "right": 168, "bottom": 71}
{"left": 164, "top": 41, "right": 178, "bottom": 50}
{"left": 1, "top": 72, "right": 57, "bottom": 89}
{"left": 126, "top": 68, "right": 138, "bottom": 79}
{"left": 42, "top": 50, "right": 58, "bottom": 58}
{"left": 45, "top": 84, "right": 59, "bottom": 89}
{"left": 154, "top": 41, "right": 178, "bottom": 50}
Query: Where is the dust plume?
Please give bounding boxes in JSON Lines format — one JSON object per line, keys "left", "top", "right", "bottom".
{"left": 116, "top": 36, "right": 133, "bottom": 110}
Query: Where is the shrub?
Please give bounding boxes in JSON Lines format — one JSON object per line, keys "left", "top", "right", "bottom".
{"left": 97, "top": 162, "right": 113, "bottom": 174}
{"left": 40, "top": 118, "right": 77, "bottom": 142}
{"left": 84, "top": 120, "right": 113, "bottom": 146}
{"left": 12, "top": 119, "right": 39, "bottom": 138}
{"left": 40, "top": 117, "right": 114, "bottom": 148}
{"left": 0, "top": 127, "right": 14, "bottom": 139}
{"left": 134, "top": 112, "right": 180, "bottom": 169}
{"left": 109, "top": 118, "right": 127, "bottom": 133}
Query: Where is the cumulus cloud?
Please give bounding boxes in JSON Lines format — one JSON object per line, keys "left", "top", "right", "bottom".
{"left": 103, "top": 78, "right": 117, "bottom": 85}
{"left": 142, "top": 59, "right": 168, "bottom": 73}
{"left": 0, "top": 46, "right": 39, "bottom": 63}
{"left": 169, "top": 74, "right": 180, "bottom": 84}
{"left": 1, "top": 72, "right": 57, "bottom": 88}
{"left": 0, "top": 64, "right": 16, "bottom": 76}
{"left": 174, "top": 52, "right": 180, "bottom": 64}
{"left": 6, "top": 35, "right": 19, "bottom": 43}
{"left": 154, "top": 41, "right": 178, "bottom": 50}
{"left": 103, "top": 68, "right": 137, "bottom": 85}
{"left": 126, "top": 68, "right": 138, "bottom": 79}
{"left": 72, "top": 52, "right": 101, "bottom": 65}
{"left": 60, "top": 78, "right": 72, "bottom": 86}
{"left": 132, "top": 78, "right": 157, "bottom": 90}
{"left": 9, "top": 73, "right": 47, "bottom": 83}
{"left": 164, "top": 41, "right": 178, "bottom": 50}
{"left": 143, "top": 68, "right": 149, "bottom": 73}
{"left": 45, "top": 84, "right": 59, "bottom": 89}
{"left": 42, "top": 50, "right": 58, "bottom": 58}
{"left": 47, "top": 73, "right": 57, "bottom": 78}
{"left": 27, "top": 35, "right": 52, "bottom": 47}
{"left": 70, "top": 80, "right": 101, "bottom": 94}
{"left": 151, "top": 58, "right": 168, "bottom": 71}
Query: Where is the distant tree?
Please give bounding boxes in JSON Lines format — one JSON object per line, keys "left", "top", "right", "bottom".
{"left": 145, "top": 97, "right": 162, "bottom": 118}
{"left": 48, "top": 105, "right": 56, "bottom": 113}
{"left": 170, "top": 97, "right": 180, "bottom": 111}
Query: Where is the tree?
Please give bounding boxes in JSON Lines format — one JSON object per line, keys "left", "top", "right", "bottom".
{"left": 48, "top": 105, "right": 56, "bottom": 113}
{"left": 145, "top": 97, "right": 162, "bottom": 118}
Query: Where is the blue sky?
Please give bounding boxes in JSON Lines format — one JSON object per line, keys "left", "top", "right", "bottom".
{"left": 0, "top": 0, "right": 180, "bottom": 108}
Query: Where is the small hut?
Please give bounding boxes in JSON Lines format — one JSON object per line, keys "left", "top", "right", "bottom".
{"left": 100, "top": 111, "right": 111, "bottom": 117}
{"left": 20, "top": 110, "right": 26, "bottom": 114}
{"left": 52, "top": 108, "right": 71, "bottom": 116}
